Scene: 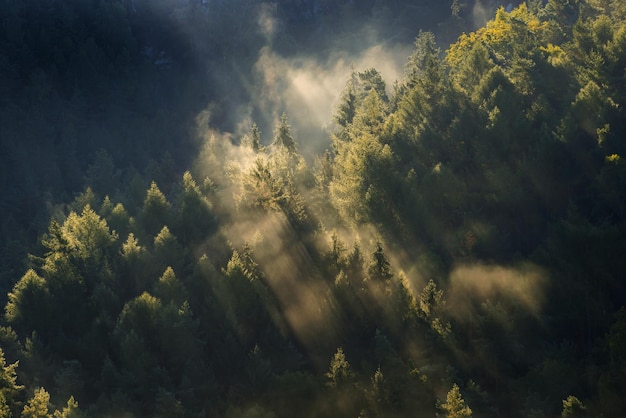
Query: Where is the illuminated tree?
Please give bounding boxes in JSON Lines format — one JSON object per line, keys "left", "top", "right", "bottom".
{"left": 334, "top": 81, "right": 357, "bottom": 130}
{"left": 153, "top": 226, "right": 186, "bottom": 274}
{"left": 141, "top": 181, "right": 171, "bottom": 237}
{"left": 273, "top": 113, "right": 297, "bottom": 154}
{"left": 22, "top": 387, "right": 52, "bottom": 418}
{"left": 365, "top": 367, "right": 390, "bottom": 415}
{"left": 0, "top": 348, "right": 23, "bottom": 416}
{"left": 239, "top": 158, "right": 286, "bottom": 212}
{"left": 438, "top": 384, "right": 472, "bottom": 418}
{"left": 153, "top": 266, "right": 187, "bottom": 307}
{"left": 351, "top": 90, "right": 387, "bottom": 138}
{"left": 330, "top": 132, "right": 395, "bottom": 224}
{"left": 334, "top": 67, "right": 388, "bottom": 142}
{"left": 106, "top": 202, "right": 133, "bottom": 241}
{"left": 241, "top": 123, "right": 263, "bottom": 153}
{"left": 405, "top": 31, "right": 442, "bottom": 87}
{"left": 561, "top": 395, "right": 587, "bottom": 418}
{"left": 70, "top": 188, "right": 98, "bottom": 214}
{"left": 357, "top": 68, "right": 388, "bottom": 103}
{"left": 175, "top": 171, "right": 216, "bottom": 245}
{"left": 53, "top": 397, "right": 84, "bottom": 418}
{"left": 58, "top": 205, "right": 118, "bottom": 281}
{"left": 325, "top": 348, "right": 353, "bottom": 388}
{"left": 5, "top": 270, "right": 49, "bottom": 335}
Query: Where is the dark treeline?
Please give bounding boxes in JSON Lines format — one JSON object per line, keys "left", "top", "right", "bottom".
{"left": 2, "top": 0, "right": 626, "bottom": 417}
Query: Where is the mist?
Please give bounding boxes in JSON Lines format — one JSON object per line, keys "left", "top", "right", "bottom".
{"left": 189, "top": 0, "right": 522, "bottom": 362}
{"left": 183, "top": 1, "right": 524, "bottom": 157}
{"left": 194, "top": 5, "right": 421, "bottom": 160}
{"left": 447, "top": 262, "right": 548, "bottom": 321}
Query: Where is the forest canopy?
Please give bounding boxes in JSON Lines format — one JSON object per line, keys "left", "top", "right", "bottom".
{"left": 1, "top": 0, "right": 626, "bottom": 417}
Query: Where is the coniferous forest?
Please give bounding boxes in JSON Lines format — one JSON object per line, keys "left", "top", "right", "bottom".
{"left": 1, "top": 0, "right": 626, "bottom": 416}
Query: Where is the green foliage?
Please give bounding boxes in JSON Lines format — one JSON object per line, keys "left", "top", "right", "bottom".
{"left": 561, "top": 395, "right": 587, "bottom": 418}
{"left": 272, "top": 113, "right": 297, "bottom": 154}
{"left": 59, "top": 206, "right": 117, "bottom": 272}
{"left": 70, "top": 189, "right": 97, "bottom": 215}
{"left": 364, "top": 367, "right": 390, "bottom": 415}
{"left": 419, "top": 279, "right": 451, "bottom": 337}
{"left": 239, "top": 158, "right": 287, "bottom": 212}
{"left": 351, "top": 90, "right": 388, "bottom": 138}
{"left": 367, "top": 242, "right": 393, "bottom": 283}
{"left": 0, "top": 348, "right": 23, "bottom": 416}
{"left": 237, "top": 151, "right": 311, "bottom": 229}
{"left": 152, "top": 226, "right": 186, "bottom": 274}
{"left": 330, "top": 132, "right": 396, "bottom": 225}
{"left": 406, "top": 31, "right": 443, "bottom": 87}
{"left": 153, "top": 267, "right": 187, "bottom": 307}
{"left": 325, "top": 348, "right": 354, "bottom": 389}
{"left": 438, "top": 384, "right": 472, "bottom": 418}
{"left": 334, "top": 79, "right": 357, "bottom": 130}
{"left": 175, "top": 171, "right": 215, "bottom": 245}
{"left": 5, "top": 270, "right": 48, "bottom": 334}
{"left": 334, "top": 68, "right": 389, "bottom": 143}
{"left": 21, "top": 387, "right": 51, "bottom": 418}
{"left": 241, "top": 123, "right": 263, "bottom": 153}
{"left": 53, "top": 397, "right": 83, "bottom": 418}
{"left": 115, "top": 292, "right": 163, "bottom": 346}
{"left": 141, "top": 182, "right": 171, "bottom": 238}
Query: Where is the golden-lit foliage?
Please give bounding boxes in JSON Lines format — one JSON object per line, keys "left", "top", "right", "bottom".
{"left": 447, "top": 4, "right": 548, "bottom": 88}
{"left": 438, "top": 383, "right": 473, "bottom": 418}
{"left": 60, "top": 205, "right": 118, "bottom": 264}
{"left": 330, "top": 132, "right": 395, "bottom": 224}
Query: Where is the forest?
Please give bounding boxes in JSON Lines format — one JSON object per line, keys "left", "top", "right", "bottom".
{"left": 1, "top": 0, "right": 626, "bottom": 416}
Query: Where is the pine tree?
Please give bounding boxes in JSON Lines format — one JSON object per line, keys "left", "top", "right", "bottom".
{"left": 0, "top": 348, "right": 23, "bottom": 416}
{"left": 561, "top": 395, "right": 587, "bottom": 418}
{"left": 141, "top": 181, "right": 171, "bottom": 237}
{"left": 325, "top": 348, "right": 354, "bottom": 388}
{"left": 5, "top": 270, "right": 49, "bottom": 335}
{"left": 438, "top": 384, "right": 472, "bottom": 418}
{"left": 273, "top": 113, "right": 297, "bottom": 153}
{"left": 22, "top": 387, "right": 52, "bottom": 418}
{"left": 53, "top": 397, "right": 84, "bottom": 418}
{"left": 242, "top": 123, "right": 263, "bottom": 152}
{"left": 367, "top": 242, "right": 393, "bottom": 282}
{"left": 175, "top": 171, "right": 215, "bottom": 245}
{"left": 334, "top": 68, "right": 359, "bottom": 130}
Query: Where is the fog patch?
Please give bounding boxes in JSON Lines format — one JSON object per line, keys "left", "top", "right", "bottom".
{"left": 447, "top": 262, "right": 547, "bottom": 321}
{"left": 257, "top": 2, "right": 278, "bottom": 42}
{"left": 234, "top": 210, "right": 341, "bottom": 365}
{"left": 471, "top": 0, "right": 494, "bottom": 29}
{"left": 188, "top": 5, "right": 430, "bottom": 362}
{"left": 251, "top": 43, "right": 409, "bottom": 156}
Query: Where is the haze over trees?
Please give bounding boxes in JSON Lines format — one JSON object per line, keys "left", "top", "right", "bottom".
{"left": 1, "top": 0, "right": 626, "bottom": 417}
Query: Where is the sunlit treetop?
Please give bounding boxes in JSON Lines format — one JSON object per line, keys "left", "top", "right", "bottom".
{"left": 446, "top": 4, "right": 548, "bottom": 71}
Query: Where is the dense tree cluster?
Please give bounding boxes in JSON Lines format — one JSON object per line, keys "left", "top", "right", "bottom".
{"left": 1, "top": 0, "right": 626, "bottom": 417}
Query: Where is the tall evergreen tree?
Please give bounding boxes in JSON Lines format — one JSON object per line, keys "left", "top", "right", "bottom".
{"left": 273, "top": 113, "right": 297, "bottom": 153}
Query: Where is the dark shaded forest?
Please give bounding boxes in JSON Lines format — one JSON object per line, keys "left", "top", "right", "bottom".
{"left": 1, "top": 0, "right": 626, "bottom": 416}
